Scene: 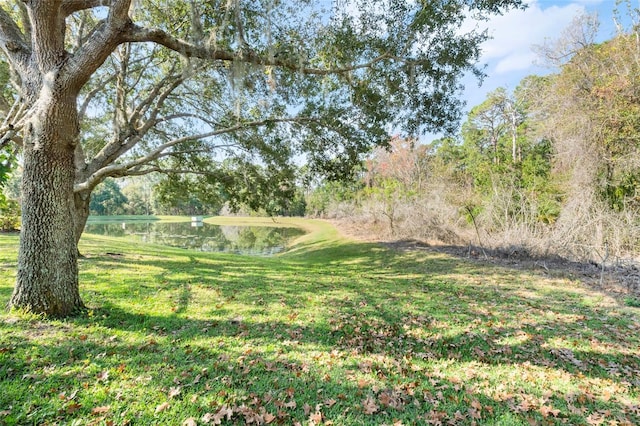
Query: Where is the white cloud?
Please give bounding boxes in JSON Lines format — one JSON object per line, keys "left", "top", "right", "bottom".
{"left": 472, "top": 0, "right": 588, "bottom": 74}
{"left": 494, "top": 51, "right": 538, "bottom": 74}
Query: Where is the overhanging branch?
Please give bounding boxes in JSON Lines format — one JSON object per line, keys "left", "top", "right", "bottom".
{"left": 123, "top": 24, "right": 391, "bottom": 76}
{"left": 74, "top": 116, "right": 318, "bottom": 192}
{"left": 62, "top": 0, "right": 111, "bottom": 16}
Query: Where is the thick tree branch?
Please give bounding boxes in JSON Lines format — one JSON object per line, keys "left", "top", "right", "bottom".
{"left": 63, "top": 0, "right": 132, "bottom": 90}
{"left": 28, "top": 1, "right": 68, "bottom": 72}
{"left": 16, "top": 2, "right": 31, "bottom": 47}
{"left": 109, "top": 0, "right": 131, "bottom": 20}
{"left": 62, "top": 0, "right": 110, "bottom": 16}
{"left": 67, "top": 1, "right": 388, "bottom": 103}
{"left": 0, "top": 6, "right": 26, "bottom": 48}
{"left": 114, "top": 43, "right": 130, "bottom": 128}
{"left": 0, "top": 5, "right": 30, "bottom": 71}
{"left": 123, "top": 24, "right": 392, "bottom": 76}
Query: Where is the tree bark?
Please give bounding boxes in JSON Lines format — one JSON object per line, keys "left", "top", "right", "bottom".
{"left": 74, "top": 191, "right": 91, "bottom": 246}
{"left": 9, "top": 95, "right": 85, "bottom": 317}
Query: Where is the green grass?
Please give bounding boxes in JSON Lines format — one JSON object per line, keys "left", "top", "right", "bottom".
{"left": 1, "top": 217, "right": 639, "bottom": 425}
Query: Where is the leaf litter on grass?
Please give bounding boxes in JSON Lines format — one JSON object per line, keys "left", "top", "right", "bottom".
{"left": 0, "top": 220, "right": 639, "bottom": 425}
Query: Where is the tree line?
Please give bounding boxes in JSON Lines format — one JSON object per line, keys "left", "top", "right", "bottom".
{"left": 85, "top": 174, "right": 305, "bottom": 217}
{"left": 308, "top": 14, "right": 640, "bottom": 263}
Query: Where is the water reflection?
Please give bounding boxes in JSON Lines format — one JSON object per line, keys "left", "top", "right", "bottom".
{"left": 84, "top": 221, "right": 305, "bottom": 256}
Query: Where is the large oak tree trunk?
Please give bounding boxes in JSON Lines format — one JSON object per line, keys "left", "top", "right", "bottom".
{"left": 9, "top": 96, "right": 85, "bottom": 317}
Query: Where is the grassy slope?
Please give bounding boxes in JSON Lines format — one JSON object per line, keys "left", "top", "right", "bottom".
{"left": 0, "top": 218, "right": 639, "bottom": 425}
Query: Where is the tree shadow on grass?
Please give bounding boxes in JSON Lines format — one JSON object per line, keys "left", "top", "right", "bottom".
{"left": 0, "top": 286, "right": 12, "bottom": 300}
{"left": 3, "top": 236, "right": 638, "bottom": 423}
{"left": 77, "top": 240, "right": 640, "bottom": 356}
{"left": 2, "top": 301, "right": 639, "bottom": 425}
{"left": 83, "top": 289, "right": 640, "bottom": 388}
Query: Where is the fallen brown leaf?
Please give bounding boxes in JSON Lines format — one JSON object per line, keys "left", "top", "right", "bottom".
{"left": 66, "top": 403, "right": 82, "bottom": 414}
{"left": 324, "top": 398, "right": 337, "bottom": 408}
{"left": 309, "top": 411, "right": 323, "bottom": 425}
{"left": 91, "top": 406, "right": 110, "bottom": 415}
{"left": 539, "top": 405, "right": 560, "bottom": 418}
{"left": 182, "top": 418, "right": 197, "bottom": 426}
{"left": 155, "top": 402, "right": 170, "bottom": 413}
{"left": 362, "top": 396, "right": 379, "bottom": 415}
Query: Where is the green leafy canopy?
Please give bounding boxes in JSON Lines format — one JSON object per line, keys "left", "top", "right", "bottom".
{"left": 67, "top": 0, "right": 524, "bottom": 206}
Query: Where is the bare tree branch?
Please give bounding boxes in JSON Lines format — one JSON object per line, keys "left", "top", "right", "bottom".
{"left": 69, "top": 7, "right": 96, "bottom": 50}
{"left": 77, "top": 140, "right": 242, "bottom": 188}
{"left": 153, "top": 113, "right": 220, "bottom": 128}
{"left": 1, "top": 96, "right": 26, "bottom": 128}
{"left": 130, "top": 70, "right": 184, "bottom": 130}
{"left": 108, "top": 165, "right": 237, "bottom": 178}
{"left": 75, "top": 116, "right": 317, "bottom": 192}
{"left": 78, "top": 73, "right": 117, "bottom": 121}
{"left": 84, "top": 69, "right": 186, "bottom": 178}
{"left": 0, "top": 126, "right": 23, "bottom": 149}
{"left": 0, "top": 96, "right": 28, "bottom": 149}
{"left": 110, "top": 165, "right": 161, "bottom": 177}
{"left": 117, "top": 166, "right": 241, "bottom": 178}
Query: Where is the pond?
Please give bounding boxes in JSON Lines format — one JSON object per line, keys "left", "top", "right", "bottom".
{"left": 84, "top": 220, "right": 306, "bottom": 256}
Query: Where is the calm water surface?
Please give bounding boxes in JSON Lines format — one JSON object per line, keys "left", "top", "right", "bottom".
{"left": 84, "top": 221, "right": 305, "bottom": 256}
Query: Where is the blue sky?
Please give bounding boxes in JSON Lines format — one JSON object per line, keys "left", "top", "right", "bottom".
{"left": 460, "top": 0, "right": 633, "bottom": 112}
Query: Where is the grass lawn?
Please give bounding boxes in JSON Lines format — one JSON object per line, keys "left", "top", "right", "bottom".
{"left": 0, "top": 218, "right": 639, "bottom": 425}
